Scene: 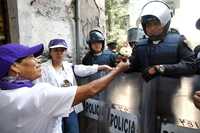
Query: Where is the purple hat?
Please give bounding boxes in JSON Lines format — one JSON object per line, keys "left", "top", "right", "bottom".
{"left": 0, "top": 43, "right": 44, "bottom": 79}
{"left": 48, "top": 39, "right": 68, "bottom": 49}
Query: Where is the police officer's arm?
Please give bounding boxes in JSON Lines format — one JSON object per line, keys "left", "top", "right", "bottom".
{"left": 73, "top": 62, "right": 128, "bottom": 105}
{"left": 161, "top": 41, "right": 196, "bottom": 76}
{"left": 127, "top": 47, "right": 140, "bottom": 72}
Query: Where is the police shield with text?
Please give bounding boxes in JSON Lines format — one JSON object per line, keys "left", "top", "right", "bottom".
{"left": 128, "top": 1, "right": 196, "bottom": 133}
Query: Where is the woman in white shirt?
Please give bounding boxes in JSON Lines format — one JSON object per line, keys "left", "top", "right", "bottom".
{"left": 37, "top": 39, "right": 112, "bottom": 133}
{"left": 0, "top": 43, "right": 128, "bottom": 133}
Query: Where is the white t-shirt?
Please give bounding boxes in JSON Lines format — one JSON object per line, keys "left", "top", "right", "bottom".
{"left": 34, "top": 61, "right": 98, "bottom": 133}
{"left": 36, "top": 60, "right": 98, "bottom": 113}
{"left": 0, "top": 82, "right": 77, "bottom": 133}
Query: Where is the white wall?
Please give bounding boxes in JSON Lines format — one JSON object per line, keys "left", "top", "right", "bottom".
{"left": 79, "top": 0, "right": 105, "bottom": 58}
{"left": 17, "top": 0, "right": 75, "bottom": 52}
{"left": 171, "top": 0, "right": 200, "bottom": 48}
{"left": 14, "top": 0, "right": 105, "bottom": 62}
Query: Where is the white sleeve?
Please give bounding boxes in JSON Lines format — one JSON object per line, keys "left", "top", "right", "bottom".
{"left": 73, "top": 64, "right": 98, "bottom": 77}
{"left": 34, "top": 83, "right": 77, "bottom": 117}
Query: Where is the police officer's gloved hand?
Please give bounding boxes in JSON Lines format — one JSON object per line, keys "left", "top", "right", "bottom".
{"left": 142, "top": 66, "right": 158, "bottom": 82}
{"left": 142, "top": 65, "right": 165, "bottom": 82}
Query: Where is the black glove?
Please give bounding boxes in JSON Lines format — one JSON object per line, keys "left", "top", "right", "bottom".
{"left": 142, "top": 67, "right": 158, "bottom": 82}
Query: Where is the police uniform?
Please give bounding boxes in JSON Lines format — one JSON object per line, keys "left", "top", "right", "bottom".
{"left": 129, "top": 32, "right": 196, "bottom": 76}
{"left": 82, "top": 50, "right": 116, "bottom": 100}
{"left": 82, "top": 50, "right": 116, "bottom": 67}
{"left": 129, "top": 33, "right": 196, "bottom": 133}
{"left": 83, "top": 29, "right": 116, "bottom": 67}
{"left": 128, "top": 1, "right": 196, "bottom": 133}
{"left": 82, "top": 30, "right": 116, "bottom": 101}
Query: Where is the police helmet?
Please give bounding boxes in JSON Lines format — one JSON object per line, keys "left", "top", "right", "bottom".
{"left": 127, "top": 28, "right": 145, "bottom": 43}
{"left": 196, "top": 18, "right": 200, "bottom": 30}
{"left": 107, "top": 41, "right": 117, "bottom": 50}
{"left": 87, "top": 29, "right": 105, "bottom": 51}
{"left": 140, "top": 1, "right": 172, "bottom": 40}
{"left": 194, "top": 45, "right": 200, "bottom": 58}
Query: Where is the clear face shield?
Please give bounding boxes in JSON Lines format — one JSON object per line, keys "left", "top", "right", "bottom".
{"left": 136, "top": 1, "right": 172, "bottom": 40}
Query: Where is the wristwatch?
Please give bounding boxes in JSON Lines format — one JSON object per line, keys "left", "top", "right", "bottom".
{"left": 156, "top": 65, "right": 165, "bottom": 74}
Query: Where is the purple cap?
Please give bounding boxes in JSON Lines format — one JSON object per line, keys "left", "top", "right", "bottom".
{"left": 48, "top": 39, "right": 68, "bottom": 49}
{"left": 0, "top": 43, "right": 44, "bottom": 79}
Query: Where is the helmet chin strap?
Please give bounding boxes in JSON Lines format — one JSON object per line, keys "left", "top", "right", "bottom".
{"left": 148, "top": 32, "right": 166, "bottom": 41}
{"left": 149, "top": 35, "right": 163, "bottom": 41}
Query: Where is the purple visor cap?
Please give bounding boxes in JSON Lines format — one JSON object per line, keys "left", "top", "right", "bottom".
{"left": 0, "top": 43, "right": 44, "bottom": 79}
{"left": 48, "top": 39, "right": 68, "bottom": 49}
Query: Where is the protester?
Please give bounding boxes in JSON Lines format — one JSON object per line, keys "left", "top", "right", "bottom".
{"left": 0, "top": 43, "right": 128, "bottom": 133}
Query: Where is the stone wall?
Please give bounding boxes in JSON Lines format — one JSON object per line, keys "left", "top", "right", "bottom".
{"left": 17, "top": 0, "right": 75, "bottom": 62}
{"left": 6, "top": 0, "right": 19, "bottom": 43}
{"left": 79, "top": 0, "right": 105, "bottom": 59}
{"left": 6, "top": 0, "right": 105, "bottom": 63}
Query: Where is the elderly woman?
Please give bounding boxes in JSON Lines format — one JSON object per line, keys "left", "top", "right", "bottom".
{"left": 36, "top": 39, "right": 113, "bottom": 133}
{"left": 0, "top": 43, "right": 128, "bottom": 133}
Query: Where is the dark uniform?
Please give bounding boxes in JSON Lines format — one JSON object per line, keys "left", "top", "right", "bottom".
{"left": 128, "top": 32, "right": 196, "bottom": 133}
{"left": 82, "top": 50, "right": 116, "bottom": 67}
{"left": 192, "top": 18, "right": 200, "bottom": 111}
{"left": 81, "top": 30, "right": 117, "bottom": 133}
{"left": 128, "top": 1, "right": 196, "bottom": 133}
{"left": 82, "top": 29, "right": 116, "bottom": 67}
{"left": 82, "top": 30, "right": 116, "bottom": 100}
{"left": 129, "top": 32, "right": 196, "bottom": 79}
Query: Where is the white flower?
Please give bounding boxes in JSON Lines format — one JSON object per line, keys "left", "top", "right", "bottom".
{"left": 119, "top": 47, "right": 132, "bottom": 57}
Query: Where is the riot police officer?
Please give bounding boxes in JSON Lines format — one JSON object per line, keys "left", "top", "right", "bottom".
{"left": 128, "top": 1, "right": 196, "bottom": 133}
{"left": 107, "top": 41, "right": 117, "bottom": 55}
{"left": 127, "top": 27, "right": 145, "bottom": 48}
{"left": 192, "top": 18, "right": 200, "bottom": 110}
{"left": 129, "top": 1, "right": 196, "bottom": 81}
{"left": 82, "top": 29, "right": 116, "bottom": 67}
{"left": 82, "top": 29, "right": 116, "bottom": 99}
{"left": 81, "top": 29, "right": 117, "bottom": 132}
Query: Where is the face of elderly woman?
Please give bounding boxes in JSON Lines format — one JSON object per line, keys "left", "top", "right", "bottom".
{"left": 12, "top": 55, "right": 41, "bottom": 80}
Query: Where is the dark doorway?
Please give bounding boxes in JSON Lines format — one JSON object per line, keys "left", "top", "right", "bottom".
{"left": 0, "top": 0, "right": 10, "bottom": 45}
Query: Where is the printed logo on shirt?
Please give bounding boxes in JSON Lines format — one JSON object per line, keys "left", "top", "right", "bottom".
{"left": 61, "top": 79, "right": 71, "bottom": 87}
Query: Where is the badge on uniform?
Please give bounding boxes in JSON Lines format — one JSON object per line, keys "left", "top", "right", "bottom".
{"left": 61, "top": 79, "right": 71, "bottom": 87}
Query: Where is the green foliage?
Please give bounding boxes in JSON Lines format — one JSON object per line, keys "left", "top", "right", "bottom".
{"left": 105, "top": 0, "right": 129, "bottom": 43}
